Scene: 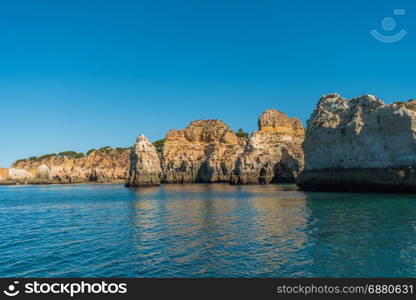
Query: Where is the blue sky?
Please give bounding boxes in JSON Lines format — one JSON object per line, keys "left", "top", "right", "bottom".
{"left": 0, "top": 0, "right": 415, "bottom": 167}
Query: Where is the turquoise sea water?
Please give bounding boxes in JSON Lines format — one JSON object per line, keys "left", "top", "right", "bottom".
{"left": 1, "top": 183, "right": 416, "bottom": 278}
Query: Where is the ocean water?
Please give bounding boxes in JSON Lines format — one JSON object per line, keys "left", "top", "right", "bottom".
{"left": 0, "top": 183, "right": 416, "bottom": 278}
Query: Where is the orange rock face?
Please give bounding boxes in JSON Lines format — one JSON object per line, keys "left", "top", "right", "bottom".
{"left": 230, "top": 109, "right": 305, "bottom": 184}
{"left": 0, "top": 168, "right": 8, "bottom": 181}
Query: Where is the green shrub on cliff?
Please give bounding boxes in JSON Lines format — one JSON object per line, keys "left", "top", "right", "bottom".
{"left": 115, "top": 147, "right": 129, "bottom": 154}
{"left": 152, "top": 139, "right": 165, "bottom": 152}
{"left": 86, "top": 146, "right": 129, "bottom": 156}
{"left": 15, "top": 151, "right": 85, "bottom": 163}
{"left": 15, "top": 158, "right": 28, "bottom": 164}
{"left": 236, "top": 128, "right": 249, "bottom": 139}
{"left": 37, "top": 153, "right": 57, "bottom": 160}
{"left": 15, "top": 145, "right": 130, "bottom": 165}
{"left": 16, "top": 156, "right": 42, "bottom": 163}
{"left": 58, "top": 151, "right": 85, "bottom": 158}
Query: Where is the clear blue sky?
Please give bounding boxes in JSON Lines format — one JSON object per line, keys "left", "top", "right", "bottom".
{"left": 1, "top": 0, "right": 415, "bottom": 167}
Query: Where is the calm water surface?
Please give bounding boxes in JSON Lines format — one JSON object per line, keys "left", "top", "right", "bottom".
{"left": 1, "top": 183, "right": 416, "bottom": 277}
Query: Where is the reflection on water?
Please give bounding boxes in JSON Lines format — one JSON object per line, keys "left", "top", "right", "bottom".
{"left": 1, "top": 184, "right": 416, "bottom": 277}
{"left": 128, "top": 184, "right": 312, "bottom": 277}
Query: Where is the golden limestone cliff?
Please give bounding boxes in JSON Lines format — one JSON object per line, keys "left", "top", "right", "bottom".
{"left": 4, "top": 148, "right": 130, "bottom": 184}
{"left": 128, "top": 120, "right": 248, "bottom": 186}
{"left": 161, "top": 120, "right": 248, "bottom": 183}
{"left": 230, "top": 110, "right": 304, "bottom": 184}
{"left": 296, "top": 94, "right": 416, "bottom": 192}
{"left": 127, "top": 112, "right": 305, "bottom": 187}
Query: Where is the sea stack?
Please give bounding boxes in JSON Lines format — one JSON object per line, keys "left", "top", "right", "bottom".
{"left": 126, "top": 135, "right": 162, "bottom": 187}
{"left": 297, "top": 93, "right": 416, "bottom": 192}
{"left": 230, "top": 109, "right": 305, "bottom": 184}
{"left": 161, "top": 120, "right": 247, "bottom": 183}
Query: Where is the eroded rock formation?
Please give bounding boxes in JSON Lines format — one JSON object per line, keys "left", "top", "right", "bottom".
{"left": 126, "top": 135, "right": 162, "bottom": 187}
{"left": 297, "top": 93, "right": 416, "bottom": 192}
{"left": 8, "top": 148, "right": 130, "bottom": 184}
{"left": 230, "top": 110, "right": 305, "bottom": 184}
{"left": 5, "top": 110, "right": 307, "bottom": 187}
{"left": 161, "top": 120, "right": 247, "bottom": 183}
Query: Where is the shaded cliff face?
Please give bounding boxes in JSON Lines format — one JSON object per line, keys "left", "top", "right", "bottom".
{"left": 297, "top": 94, "right": 416, "bottom": 192}
{"left": 162, "top": 120, "right": 247, "bottom": 183}
{"left": 230, "top": 109, "right": 305, "bottom": 184}
{"left": 127, "top": 135, "right": 162, "bottom": 187}
{"left": 9, "top": 148, "right": 130, "bottom": 184}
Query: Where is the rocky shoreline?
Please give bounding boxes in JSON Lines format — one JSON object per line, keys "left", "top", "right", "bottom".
{"left": 1, "top": 109, "right": 305, "bottom": 187}
{"left": 4, "top": 93, "right": 416, "bottom": 193}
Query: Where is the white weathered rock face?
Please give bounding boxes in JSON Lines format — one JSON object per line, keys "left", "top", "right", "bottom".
{"left": 230, "top": 109, "right": 305, "bottom": 184}
{"left": 126, "top": 135, "right": 162, "bottom": 187}
{"left": 297, "top": 93, "right": 416, "bottom": 192}
{"left": 37, "top": 164, "right": 51, "bottom": 180}
{"left": 7, "top": 168, "right": 35, "bottom": 181}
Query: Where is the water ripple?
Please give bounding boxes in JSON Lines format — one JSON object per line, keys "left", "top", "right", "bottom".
{"left": 1, "top": 184, "right": 416, "bottom": 277}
